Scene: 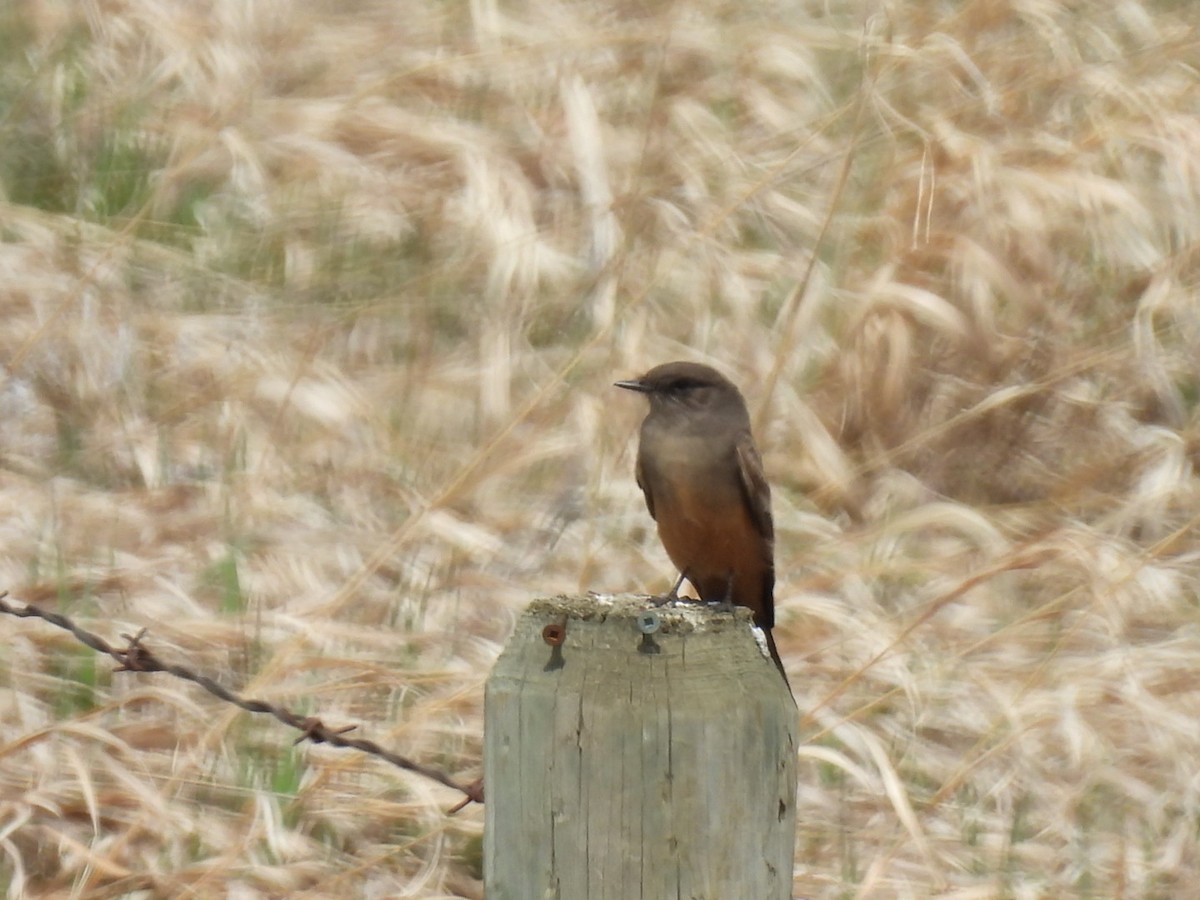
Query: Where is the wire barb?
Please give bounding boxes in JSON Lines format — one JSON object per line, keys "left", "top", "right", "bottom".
{"left": 0, "top": 591, "right": 483, "bottom": 812}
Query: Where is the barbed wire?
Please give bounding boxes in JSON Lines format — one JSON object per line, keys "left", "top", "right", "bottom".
{"left": 0, "top": 591, "right": 484, "bottom": 811}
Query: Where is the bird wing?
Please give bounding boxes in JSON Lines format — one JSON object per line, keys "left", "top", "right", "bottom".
{"left": 634, "top": 452, "right": 656, "bottom": 520}
{"left": 735, "top": 433, "right": 773, "bottom": 541}
{"left": 729, "top": 434, "right": 777, "bottom": 628}
{"left": 736, "top": 432, "right": 777, "bottom": 629}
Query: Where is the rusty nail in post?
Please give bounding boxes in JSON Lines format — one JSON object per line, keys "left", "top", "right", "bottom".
{"left": 542, "top": 620, "right": 567, "bottom": 646}
{"left": 542, "top": 618, "right": 568, "bottom": 672}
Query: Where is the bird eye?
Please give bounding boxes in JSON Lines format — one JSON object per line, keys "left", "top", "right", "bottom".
{"left": 668, "top": 378, "right": 701, "bottom": 392}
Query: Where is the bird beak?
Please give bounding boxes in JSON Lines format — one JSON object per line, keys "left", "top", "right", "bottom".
{"left": 614, "top": 378, "right": 652, "bottom": 393}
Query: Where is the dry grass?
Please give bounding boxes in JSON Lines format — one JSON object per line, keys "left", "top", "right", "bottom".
{"left": 1, "top": 0, "right": 1199, "bottom": 895}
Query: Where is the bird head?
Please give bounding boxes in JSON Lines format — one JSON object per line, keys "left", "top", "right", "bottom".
{"left": 615, "top": 361, "right": 748, "bottom": 421}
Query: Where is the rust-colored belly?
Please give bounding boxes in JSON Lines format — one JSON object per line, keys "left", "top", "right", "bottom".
{"left": 652, "top": 472, "right": 771, "bottom": 624}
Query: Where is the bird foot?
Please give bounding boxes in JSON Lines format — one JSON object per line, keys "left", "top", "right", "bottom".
{"left": 652, "top": 571, "right": 695, "bottom": 608}
{"left": 709, "top": 572, "right": 736, "bottom": 613}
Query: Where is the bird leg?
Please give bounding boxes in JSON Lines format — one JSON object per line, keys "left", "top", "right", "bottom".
{"left": 709, "top": 571, "right": 736, "bottom": 613}
{"left": 651, "top": 570, "right": 691, "bottom": 607}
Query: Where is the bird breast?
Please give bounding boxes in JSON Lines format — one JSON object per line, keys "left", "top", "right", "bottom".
{"left": 638, "top": 427, "right": 743, "bottom": 521}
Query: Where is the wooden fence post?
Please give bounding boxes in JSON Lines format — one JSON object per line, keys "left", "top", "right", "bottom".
{"left": 484, "top": 594, "right": 797, "bottom": 899}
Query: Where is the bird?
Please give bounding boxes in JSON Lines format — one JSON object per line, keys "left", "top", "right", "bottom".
{"left": 615, "top": 360, "right": 790, "bottom": 690}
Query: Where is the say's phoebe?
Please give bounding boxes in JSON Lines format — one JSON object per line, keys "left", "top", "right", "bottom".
{"left": 616, "top": 361, "right": 790, "bottom": 689}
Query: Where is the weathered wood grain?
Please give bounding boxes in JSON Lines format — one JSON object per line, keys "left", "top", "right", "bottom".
{"left": 485, "top": 594, "right": 797, "bottom": 899}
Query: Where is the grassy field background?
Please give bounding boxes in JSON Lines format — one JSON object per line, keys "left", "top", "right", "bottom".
{"left": 2, "top": 0, "right": 1199, "bottom": 896}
